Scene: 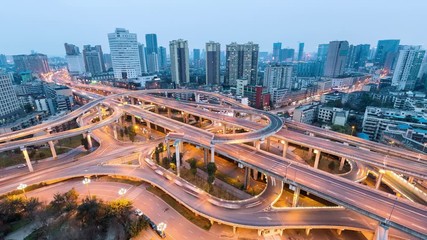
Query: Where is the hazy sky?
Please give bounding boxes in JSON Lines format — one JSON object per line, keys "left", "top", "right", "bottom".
{"left": 1, "top": 0, "right": 426, "bottom": 56}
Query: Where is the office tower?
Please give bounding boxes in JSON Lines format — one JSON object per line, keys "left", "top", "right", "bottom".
{"left": 64, "top": 43, "right": 85, "bottom": 75}
{"left": 263, "top": 64, "right": 293, "bottom": 92}
{"left": 279, "top": 48, "right": 295, "bottom": 62}
{"left": 347, "top": 44, "right": 370, "bottom": 69}
{"left": 392, "top": 47, "right": 425, "bottom": 90}
{"left": 272, "top": 42, "right": 282, "bottom": 62}
{"left": 138, "top": 43, "right": 148, "bottom": 74}
{"left": 64, "top": 43, "right": 80, "bottom": 55}
{"left": 108, "top": 28, "right": 141, "bottom": 79}
{"left": 145, "top": 34, "right": 159, "bottom": 73}
{"left": 0, "top": 71, "right": 22, "bottom": 123}
{"left": 103, "top": 53, "right": 112, "bottom": 70}
{"left": 169, "top": 39, "right": 190, "bottom": 85}
{"left": 205, "top": 41, "right": 220, "bottom": 85}
{"left": 158, "top": 46, "right": 167, "bottom": 70}
{"left": 0, "top": 54, "right": 7, "bottom": 66}
{"left": 317, "top": 44, "right": 329, "bottom": 61}
{"left": 193, "top": 49, "right": 201, "bottom": 68}
{"left": 298, "top": 42, "right": 305, "bottom": 61}
{"left": 82, "top": 45, "right": 105, "bottom": 75}
{"left": 13, "top": 54, "right": 50, "bottom": 74}
{"left": 324, "top": 41, "right": 349, "bottom": 77}
{"left": 374, "top": 39, "right": 400, "bottom": 70}
{"left": 225, "top": 42, "right": 259, "bottom": 86}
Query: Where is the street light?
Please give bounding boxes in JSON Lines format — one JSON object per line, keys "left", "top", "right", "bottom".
{"left": 118, "top": 188, "right": 127, "bottom": 198}
{"left": 351, "top": 126, "right": 355, "bottom": 136}
{"left": 82, "top": 177, "right": 91, "bottom": 197}
{"left": 17, "top": 183, "right": 27, "bottom": 199}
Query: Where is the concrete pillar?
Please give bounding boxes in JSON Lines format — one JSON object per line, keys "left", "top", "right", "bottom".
{"left": 374, "top": 222, "right": 389, "bottom": 240}
{"left": 131, "top": 115, "right": 136, "bottom": 125}
{"left": 244, "top": 167, "right": 250, "bottom": 189}
{"left": 337, "top": 229, "right": 343, "bottom": 235}
{"left": 154, "top": 105, "right": 159, "bottom": 114}
{"left": 204, "top": 148, "right": 208, "bottom": 166}
{"left": 233, "top": 226, "right": 237, "bottom": 234}
{"left": 313, "top": 150, "right": 321, "bottom": 169}
{"left": 175, "top": 141, "right": 181, "bottom": 177}
{"left": 166, "top": 140, "right": 171, "bottom": 159}
{"left": 86, "top": 132, "right": 93, "bottom": 149}
{"left": 279, "top": 229, "right": 283, "bottom": 236}
{"left": 266, "top": 138, "right": 271, "bottom": 152}
{"left": 339, "top": 157, "right": 346, "bottom": 171}
{"left": 146, "top": 121, "right": 151, "bottom": 129}
{"left": 232, "top": 126, "right": 236, "bottom": 134}
{"left": 20, "top": 147, "right": 34, "bottom": 172}
{"left": 199, "top": 117, "right": 203, "bottom": 124}
{"left": 210, "top": 146, "right": 215, "bottom": 163}
{"left": 222, "top": 123, "right": 226, "bottom": 134}
{"left": 282, "top": 141, "right": 288, "bottom": 158}
{"left": 308, "top": 147, "right": 313, "bottom": 159}
{"left": 292, "top": 186, "right": 300, "bottom": 207}
{"left": 113, "top": 125, "right": 118, "bottom": 140}
{"left": 167, "top": 108, "right": 172, "bottom": 118}
{"left": 48, "top": 141, "right": 57, "bottom": 159}
{"left": 305, "top": 228, "right": 311, "bottom": 236}
{"left": 408, "top": 176, "right": 414, "bottom": 184}
{"left": 375, "top": 170, "right": 385, "bottom": 190}
{"left": 118, "top": 115, "right": 123, "bottom": 125}
{"left": 249, "top": 114, "right": 253, "bottom": 122}
{"left": 255, "top": 140, "right": 261, "bottom": 150}
{"left": 97, "top": 106, "right": 103, "bottom": 120}
{"left": 130, "top": 97, "right": 135, "bottom": 105}
{"left": 257, "top": 229, "right": 262, "bottom": 236}
{"left": 253, "top": 169, "right": 258, "bottom": 180}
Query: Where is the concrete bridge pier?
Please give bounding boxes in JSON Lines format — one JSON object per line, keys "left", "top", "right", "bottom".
{"left": 266, "top": 137, "right": 271, "bottom": 151}
{"left": 374, "top": 222, "right": 389, "bottom": 240}
{"left": 339, "top": 157, "right": 346, "bottom": 171}
{"left": 48, "top": 141, "right": 57, "bottom": 159}
{"left": 282, "top": 140, "right": 288, "bottom": 158}
{"left": 113, "top": 124, "right": 118, "bottom": 140}
{"left": 375, "top": 169, "right": 385, "bottom": 189}
{"left": 408, "top": 176, "right": 414, "bottom": 183}
{"left": 203, "top": 148, "right": 208, "bottom": 166}
{"left": 131, "top": 114, "right": 136, "bottom": 125}
{"left": 337, "top": 228, "right": 344, "bottom": 235}
{"left": 255, "top": 140, "right": 261, "bottom": 150}
{"left": 233, "top": 226, "right": 237, "bottom": 234}
{"left": 97, "top": 106, "right": 103, "bottom": 120}
{"left": 313, "top": 150, "right": 321, "bottom": 169}
{"left": 210, "top": 145, "right": 215, "bottom": 163}
{"left": 252, "top": 169, "right": 259, "bottom": 180}
{"left": 308, "top": 147, "right": 313, "bottom": 159}
{"left": 305, "top": 228, "right": 311, "bottom": 236}
{"left": 20, "top": 147, "right": 34, "bottom": 172}
{"left": 167, "top": 108, "right": 172, "bottom": 118}
{"left": 244, "top": 167, "right": 250, "bottom": 189}
{"left": 174, "top": 140, "right": 181, "bottom": 177}
{"left": 86, "top": 132, "right": 93, "bottom": 149}
{"left": 222, "top": 123, "right": 226, "bottom": 134}
{"left": 292, "top": 186, "right": 300, "bottom": 207}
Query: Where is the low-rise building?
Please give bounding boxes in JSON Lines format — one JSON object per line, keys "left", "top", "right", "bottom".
{"left": 292, "top": 102, "right": 320, "bottom": 124}
{"left": 318, "top": 106, "right": 349, "bottom": 126}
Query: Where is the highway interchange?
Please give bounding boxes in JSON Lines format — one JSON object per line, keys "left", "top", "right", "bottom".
{"left": 1, "top": 80, "right": 426, "bottom": 239}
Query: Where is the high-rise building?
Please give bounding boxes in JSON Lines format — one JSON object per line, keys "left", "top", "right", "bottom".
{"left": 158, "top": 46, "right": 167, "bottom": 70}
{"left": 392, "top": 47, "right": 425, "bottom": 90}
{"left": 82, "top": 45, "right": 105, "bottom": 75}
{"left": 138, "top": 43, "right": 148, "bottom": 74}
{"left": 108, "top": 28, "right": 141, "bottom": 79}
{"left": 145, "top": 34, "right": 159, "bottom": 73}
{"left": 374, "top": 39, "right": 400, "bottom": 70}
{"left": 0, "top": 54, "right": 8, "bottom": 67}
{"left": 64, "top": 43, "right": 85, "bottom": 75}
{"left": 13, "top": 54, "right": 50, "bottom": 74}
{"left": 193, "top": 49, "right": 201, "bottom": 68}
{"left": 225, "top": 42, "right": 259, "bottom": 86}
{"left": 103, "top": 54, "right": 112, "bottom": 70}
{"left": 263, "top": 64, "right": 293, "bottom": 92}
{"left": 317, "top": 44, "right": 329, "bottom": 61}
{"left": 169, "top": 39, "right": 190, "bottom": 85}
{"left": 298, "top": 42, "right": 305, "bottom": 61}
{"left": 272, "top": 42, "right": 282, "bottom": 62}
{"left": 205, "top": 41, "right": 220, "bottom": 85}
{"left": 279, "top": 48, "right": 295, "bottom": 62}
{"left": 347, "top": 44, "right": 370, "bottom": 69}
{"left": 324, "top": 41, "right": 349, "bottom": 77}
{"left": 0, "top": 71, "right": 22, "bottom": 124}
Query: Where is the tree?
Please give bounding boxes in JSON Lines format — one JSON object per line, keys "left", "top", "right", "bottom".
{"left": 124, "top": 127, "right": 129, "bottom": 136}
{"left": 120, "top": 129, "right": 124, "bottom": 138}
{"left": 206, "top": 162, "right": 217, "bottom": 186}
{"left": 29, "top": 150, "right": 37, "bottom": 158}
{"left": 106, "top": 199, "right": 133, "bottom": 238}
{"left": 77, "top": 196, "right": 107, "bottom": 228}
{"left": 189, "top": 158, "right": 197, "bottom": 176}
{"left": 128, "top": 216, "right": 148, "bottom": 237}
{"left": 162, "top": 157, "right": 171, "bottom": 169}
{"left": 328, "top": 161, "right": 336, "bottom": 170}
{"left": 24, "top": 197, "right": 41, "bottom": 220}
{"left": 154, "top": 150, "right": 160, "bottom": 163}
{"left": 128, "top": 126, "right": 136, "bottom": 142}
{"left": 38, "top": 152, "right": 46, "bottom": 159}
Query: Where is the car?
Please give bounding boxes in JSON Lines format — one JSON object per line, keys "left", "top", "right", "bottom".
{"left": 17, "top": 164, "right": 26, "bottom": 169}
{"left": 156, "top": 230, "right": 166, "bottom": 238}
{"left": 134, "top": 209, "right": 143, "bottom": 216}
{"left": 148, "top": 220, "right": 156, "bottom": 230}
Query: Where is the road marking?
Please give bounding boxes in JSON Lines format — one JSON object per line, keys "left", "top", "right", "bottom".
{"left": 411, "top": 223, "right": 426, "bottom": 230}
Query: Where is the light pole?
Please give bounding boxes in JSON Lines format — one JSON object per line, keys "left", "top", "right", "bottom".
{"left": 118, "top": 188, "right": 127, "bottom": 198}
{"left": 82, "top": 177, "right": 91, "bottom": 197}
{"left": 351, "top": 126, "right": 355, "bottom": 136}
{"left": 17, "top": 183, "right": 27, "bottom": 199}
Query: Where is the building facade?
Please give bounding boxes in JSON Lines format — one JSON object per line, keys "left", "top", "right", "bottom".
{"left": 225, "top": 42, "right": 259, "bottom": 86}
{"left": 205, "top": 41, "right": 220, "bottom": 85}
{"left": 0, "top": 72, "right": 22, "bottom": 125}
{"left": 13, "top": 54, "right": 50, "bottom": 74}
{"left": 324, "top": 41, "right": 349, "bottom": 77}
{"left": 83, "top": 45, "right": 105, "bottom": 75}
{"left": 392, "top": 47, "right": 425, "bottom": 91}
{"left": 169, "top": 39, "right": 190, "bottom": 85}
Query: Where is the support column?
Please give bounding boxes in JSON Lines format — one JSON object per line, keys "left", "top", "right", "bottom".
{"left": 374, "top": 222, "right": 389, "bottom": 240}
{"left": 305, "top": 228, "right": 311, "bottom": 236}
{"left": 244, "top": 167, "right": 250, "bottom": 189}
{"left": 233, "top": 226, "right": 237, "bottom": 234}
{"left": 232, "top": 126, "right": 236, "bottom": 134}
{"left": 113, "top": 125, "right": 118, "bottom": 140}
{"left": 20, "top": 147, "right": 34, "bottom": 172}
{"left": 166, "top": 140, "right": 171, "bottom": 159}
{"left": 337, "top": 229, "right": 343, "bottom": 236}
{"left": 131, "top": 115, "right": 136, "bottom": 125}
{"left": 313, "top": 150, "right": 321, "bottom": 169}
{"left": 130, "top": 97, "right": 135, "bottom": 105}
{"left": 146, "top": 121, "right": 151, "bottom": 129}
{"left": 155, "top": 105, "right": 159, "bottom": 114}
{"left": 175, "top": 141, "right": 181, "bottom": 177}
{"left": 222, "top": 123, "right": 226, "bottom": 134}
{"left": 282, "top": 141, "right": 288, "bottom": 158}
{"left": 308, "top": 147, "right": 313, "bottom": 159}
{"left": 266, "top": 138, "right": 271, "bottom": 152}
{"left": 86, "top": 132, "right": 93, "bottom": 149}
{"left": 97, "top": 106, "right": 103, "bottom": 120}
{"left": 48, "top": 141, "right": 57, "bottom": 159}
{"left": 375, "top": 169, "right": 385, "bottom": 189}
{"left": 339, "top": 157, "right": 346, "bottom": 171}
{"left": 408, "top": 176, "right": 414, "bottom": 184}
{"left": 255, "top": 140, "right": 261, "bottom": 150}
{"left": 167, "top": 108, "right": 171, "bottom": 118}
{"left": 252, "top": 169, "right": 258, "bottom": 180}
{"left": 292, "top": 186, "right": 300, "bottom": 207}
{"left": 210, "top": 145, "right": 215, "bottom": 163}
{"left": 204, "top": 148, "right": 208, "bottom": 166}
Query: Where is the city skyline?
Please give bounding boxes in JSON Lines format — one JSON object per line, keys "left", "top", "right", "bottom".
{"left": 1, "top": 0, "right": 426, "bottom": 56}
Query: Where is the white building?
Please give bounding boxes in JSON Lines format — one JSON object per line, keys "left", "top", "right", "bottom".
{"left": 292, "top": 103, "right": 320, "bottom": 124}
{"left": 263, "top": 64, "right": 293, "bottom": 92}
{"left": 236, "top": 79, "right": 248, "bottom": 96}
{"left": 318, "top": 106, "right": 349, "bottom": 126}
{"left": 170, "top": 39, "right": 190, "bottom": 85}
{"left": 66, "top": 55, "right": 86, "bottom": 75}
{"left": 392, "top": 47, "right": 425, "bottom": 90}
{"left": 0, "top": 72, "right": 22, "bottom": 124}
{"left": 108, "top": 28, "right": 141, "bottom": 79}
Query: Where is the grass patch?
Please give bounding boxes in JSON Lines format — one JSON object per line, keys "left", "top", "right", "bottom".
{"left": 146, "top": 185, "right": 212, "bottom": 230}
{"left": 0, "top": 182, "right": 48, "bottom": 200}
{"left": 57, "top": 135, "right": 83, "bottom": 149}
{"left": 97, "top": 176, "right": 144, "bottom": 186}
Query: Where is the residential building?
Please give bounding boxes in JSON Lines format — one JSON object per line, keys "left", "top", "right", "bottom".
{"left": 138, "top": 43, "right": 148, "bottom": 74}
{"left": 0, "top": 71, "right": 22, "bottom": 125}
{"left": 392, "top": 47, "right": 425, "bottom": 90}
{"left": 243, "top": 85, "right": 270, "bottom": 109}
{"left": 13, "top": 53, "right": 50, "bottom": 74}
{"left": 169, "top": 39, "right": 190, "bottom": 85}
{"left": 225, "top": 42, "right": 259, "bottom": 86}
{"left": 318, "top": 106, "right": 349, "bottom": 126}
{"left": 205, "top": 41, "right": 220, "bottom": 85}
{"left": 279, "top": 48, "right": 295, "bottom": 62}
{"left": 108, "top": 28, "right": 141, "bottom": 79}
{"left": 83, "top": 45, "right": 106, "bottom": 75}
{"left": 145, "top": 34, "right": 159, "bottom": 73}
{"left": 272, "top": 42, "right": 282, "bottom": 62}
{"left": 193, "top": 49, "right": 201, "bottom": 68}
{"left": 293, "top": 103, "right": 320, "bottom": 124}
{"left": 158, "top": 46, "right": 167, "bottom": 70}
{"left": 347, "top": 44, "right": 370, "bottom": 69}
{"left": 298, "top": 42, "right": 304, "bottom": 61}
{"left": 324, "top": 41, "right": 349, "bottom": 77}
{"left": 236, "top": 79, "right": 248, "bottom": 96}
{"left": 374, "top": 39, "right": 400, "bottom": 69}
{"left": 263, "top": 64, "right": 293, "bottom": 92}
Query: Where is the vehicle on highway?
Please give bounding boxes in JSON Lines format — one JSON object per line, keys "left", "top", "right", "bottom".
{"left": 134, "top": 209, "right": 143, "bottom": 216}
{"left": 156, "top": 229, "right": 166, "bottom": 238}
{"left": 148, "top": 219, "right": 156, "bottom": 230}
{"left": 17, "top": 163, "right": 26, "bottom": 169}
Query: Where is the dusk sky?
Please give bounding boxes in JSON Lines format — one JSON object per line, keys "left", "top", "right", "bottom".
{"left": 1, "top": 0, "right": 426, "bottom": 56}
